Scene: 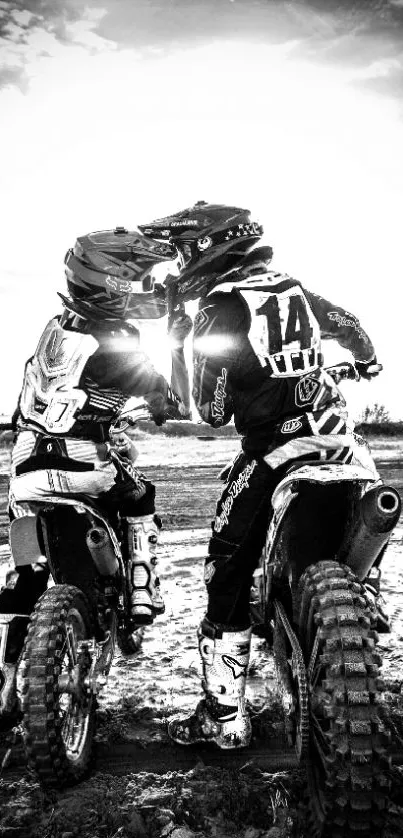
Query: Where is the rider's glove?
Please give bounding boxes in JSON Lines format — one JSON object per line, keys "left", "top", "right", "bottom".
{"left": 145, "top": 386, "right": 188, "bottom": 425}
{"left": 164, "top": 386, "right": 188, "bottom": 420}
{"left": 355, "top": 358, "right": 381, "bottom": 380}
{"left": 144, "top": 391, "right": 167, "bottom": 426}
{"left": 164, "top": 403, "right": 189, "bottom": 421}
{"left": 168, "top": 311, "right": 193, "bottom": 348}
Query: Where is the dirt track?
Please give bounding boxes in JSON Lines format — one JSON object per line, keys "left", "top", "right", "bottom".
{"left": 0, "top": 433, "right": 403, "bottom": 838}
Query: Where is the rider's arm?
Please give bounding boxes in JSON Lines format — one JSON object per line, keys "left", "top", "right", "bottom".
{"left": 87, "top": 339, "right": 171, "bottom": 422}
{"left": 304, "top": 289, "right": 376, "bottom": 363}
{"left": 192, "top": 292, "right": 245, "bottom": 427}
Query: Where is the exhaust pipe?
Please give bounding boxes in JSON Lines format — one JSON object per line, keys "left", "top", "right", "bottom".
{"left": 339, "top": 485, "right": 401, "bottom": 580}
{"left": 86, "top": 527, "right": 119, "bottom": 576}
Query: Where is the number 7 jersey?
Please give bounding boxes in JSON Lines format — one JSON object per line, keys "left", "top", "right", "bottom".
{"left": 192, "top": 270, "right": 376, "bottom": 433}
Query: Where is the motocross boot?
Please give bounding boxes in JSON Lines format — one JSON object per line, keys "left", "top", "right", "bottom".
{"left": 123, "top": 514, "right": 165, "bottom": 625}
{"left": 168, "top": 618, "right": 252, "bottom": 749}
{"left": 0, "top": 614, "right": 30, "bottom": 728}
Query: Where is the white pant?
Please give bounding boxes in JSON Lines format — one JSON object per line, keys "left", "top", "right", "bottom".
{"left": 10, "top": 461, "right": 118, "bottom": 506}
{"left": 9, "top": 431, "right": 123, "bottom": 516}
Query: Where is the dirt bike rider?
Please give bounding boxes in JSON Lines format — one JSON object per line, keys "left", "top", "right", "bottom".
{"left": 0, "top": 227, "right": 184, "bottom": 724}
{"left": 139, "top": 201, "right": 384, "bottom": 750}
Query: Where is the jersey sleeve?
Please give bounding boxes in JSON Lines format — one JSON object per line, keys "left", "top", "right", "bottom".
{"left": 87, "top": 337, "right": 169, "bottom": 414}
{"left": 304, "top": 289, "right": 376, "bottom": 362}
{"left": 192, "top": 291, "right": 246, "bottom": 427}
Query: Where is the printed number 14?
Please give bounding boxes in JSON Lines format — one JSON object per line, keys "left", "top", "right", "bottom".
{"left": 256, "top": 295, "right": 313, "bottom": 352}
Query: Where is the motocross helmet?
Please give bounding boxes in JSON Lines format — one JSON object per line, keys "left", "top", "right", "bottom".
{"left": 63, "top": 227, "right": 176, "bottom": 321}
{"left": 139, "top": 202, "right": 264, "bottom": 301}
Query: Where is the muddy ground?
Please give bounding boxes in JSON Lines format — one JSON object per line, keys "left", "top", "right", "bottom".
{"left": 0, "top": 431, "right": 403, "bottom": 838}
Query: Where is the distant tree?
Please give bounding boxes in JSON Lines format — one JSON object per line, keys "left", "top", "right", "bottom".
{"left": 305, "top": 1, "right": 391, "bottom": 13}
{"left": 359, "top": 403, "right": 391, "bottom": 424}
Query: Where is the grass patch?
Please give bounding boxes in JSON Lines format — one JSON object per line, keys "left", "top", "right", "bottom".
{"left": 136, "top": 420, "right": 238, "bottom": 437}
{"left": 355, "top": 422, "right": 403, "bottom": 437}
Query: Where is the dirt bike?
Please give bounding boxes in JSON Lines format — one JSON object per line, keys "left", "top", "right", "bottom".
{"left": 0, "top": 402, "right": 155, "bottom": 788}
{"left": 247, "top": 362, "right": 401, "bottom": 837}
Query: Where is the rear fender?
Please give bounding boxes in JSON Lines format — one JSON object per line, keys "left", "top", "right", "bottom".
{"left": 265, "top": 463, "right": 374, "bottom": 565}
{"left": 271, "top": 463, "right": 378, "bottom": 513}
{"left": 10, "top": 517, "right": 45, "bottom": 567}
{"left": 266, "top": 463, "right": 376, "bottom": 589}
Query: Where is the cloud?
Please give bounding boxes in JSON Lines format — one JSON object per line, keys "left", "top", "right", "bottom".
{"left": 0, "top": 1, "right": 87, "bottom": 47}
{"left": 0, "top": 1, "right": 110, "bottom": 89}
{"left": 93, "top": 0, "right": 304, "bottom": 49}
{"left": 81, "top": 0, "right": 403, "bottom": 61}
{"left": 0, "top": 0, "right": 312, "bottom": 86}
{"left": 1, "top": 0, "right": 403, "bottom": 99}
{"left": 287, "top": 1, "right": 403, "bottom": 99}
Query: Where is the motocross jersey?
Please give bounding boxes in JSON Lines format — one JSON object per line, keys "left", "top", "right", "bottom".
{"left": 192, "top": 266, "right": 376, "bottom": 446}
{"left": 18, "top": 314, "right": 169, "bottom": 444}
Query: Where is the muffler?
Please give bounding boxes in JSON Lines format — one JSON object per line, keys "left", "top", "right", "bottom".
{"left": 339, "top": 485, "right": 401, "bottom": 580}
{"left": 86, "top": 527, "right": 119, "bottom": 576}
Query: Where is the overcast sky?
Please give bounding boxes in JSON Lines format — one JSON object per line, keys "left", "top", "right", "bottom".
{"left": 1, "top": 0, "right": 403, "bottom": 417}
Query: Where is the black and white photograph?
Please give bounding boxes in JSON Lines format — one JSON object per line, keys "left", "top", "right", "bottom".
{"left": 0, "top": 2, "right": 403, "bottom": 836}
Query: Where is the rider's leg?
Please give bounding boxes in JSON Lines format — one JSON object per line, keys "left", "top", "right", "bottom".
{"left": 363, "top": 543, "right": 390, "bottom": 633}
{"left": 97, "top": 458, "right": 165, "bottom": 626}
{"left": 112, "top": 476, "right": 165, "bottom": 625}
{"left": 0, "top": 563, "right": 49, "bottom": 616}
{"left": 11, "top": 443, "right": 167, "bottom": 629}
{"left": 0, "top": 563, "right": 49, "bottom": 722}
{"left": 1, "top": 497, "right": 50, "bottom": 632}
{"left": 169, "top": 617, "right": 252, "bottom": 748}
{"left": 169, "top": 455, "right": 276, "bottom": 748}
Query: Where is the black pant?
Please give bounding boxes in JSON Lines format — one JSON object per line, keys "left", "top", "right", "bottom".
{"left": 205, "top": 453, "right": 279, "bottom": 629}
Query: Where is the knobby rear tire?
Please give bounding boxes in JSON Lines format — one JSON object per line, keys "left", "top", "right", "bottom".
{"left": 297, "top": 560, "right": 391, "bottom": 837}
{"left": 17, "top": 584, "right": 96, "bottom": 789}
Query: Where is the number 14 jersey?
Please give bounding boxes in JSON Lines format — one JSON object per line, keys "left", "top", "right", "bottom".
{"left": 192, "top": 270, "right": 376, "bottom": 435}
